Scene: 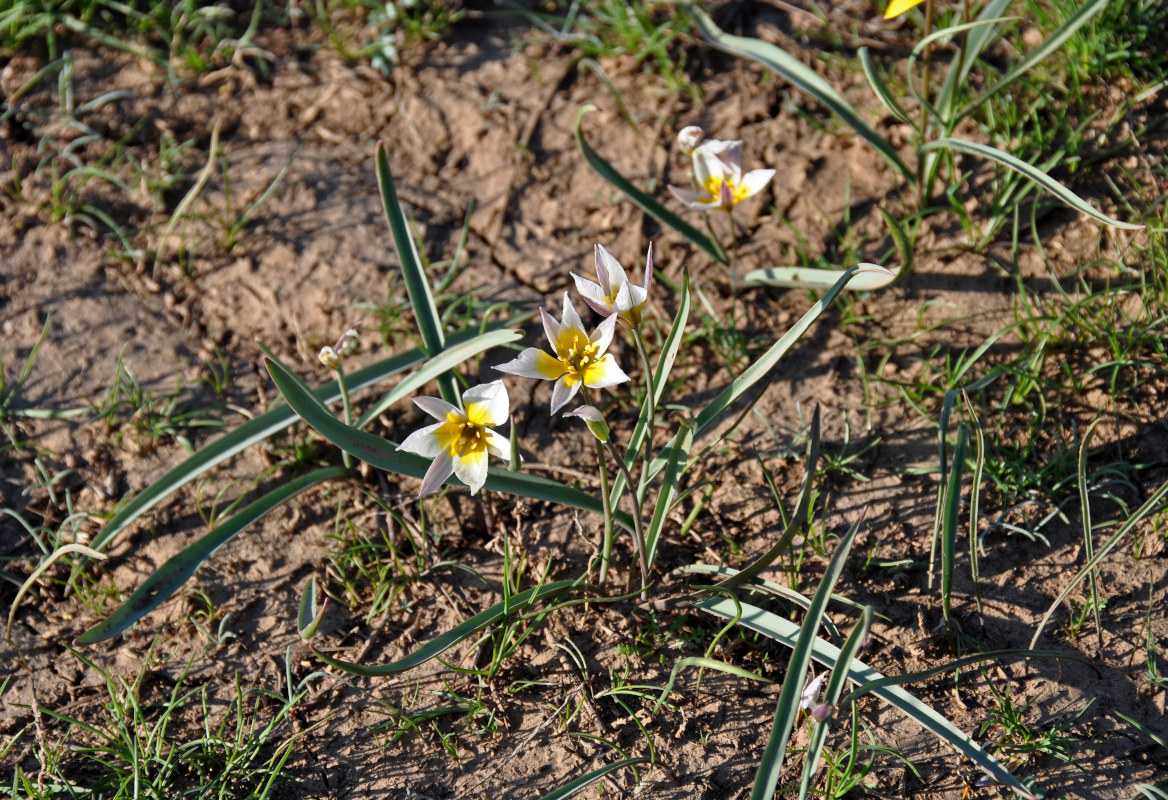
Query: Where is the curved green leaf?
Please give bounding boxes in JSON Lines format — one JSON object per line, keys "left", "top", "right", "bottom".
{"left": 694, "top": 264, "right": 891, "bottom": 435}
{"left": 859, "top": 47, "right": 911, "bottom": 126}
{"left": 76, "top": 466, "right": 347, "bottom": 645}
{"left": 741, "top": 262, "right": 902, "bottom": 290}
{"left": 376, "top": 142, "right": 460, "bottom": 406}
{"left": 573, "top": 106, "right": 728, "bottom": 264}
{"left": 298, "top": 576, "right": 327, "bottom": 641}
{"left": 697, "top": 597, "right": 1037, "bottom": 799}
{"left": 654, "top": 656, "right": 768, "bottom": 714}
{"left": 312, "top": 579, "right": 580, "bottom": 676}
{"left": 88, "top": 338, "right": 471, "bottom": 555}
{"left": 751, "top": 514, "right": 862, "bottom": 800}
{"left": 923, "top": 138, "right": 1143, "bottom": 230}
{"left": 690, "top": 6, "right": 911, "bottom": 181}
{"left": 354, "top": 328, "right": 522, "bottom": 427}
{"left": 265, "top": 358, "right": 633, "bottom": 529}
{"left": 538, "top": 757, "right": 651, "bottom": 800}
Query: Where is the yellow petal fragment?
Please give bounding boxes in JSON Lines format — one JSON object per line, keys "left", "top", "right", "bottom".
{"left": 534, "top": 350, "right": 570, "bottom": 380}
{"left": 885, "top": 0, "right": 925, "bottom": 18}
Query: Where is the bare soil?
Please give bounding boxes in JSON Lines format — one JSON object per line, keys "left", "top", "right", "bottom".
{"left": 2, "top": 4, "right": 1166, "bottom": 799}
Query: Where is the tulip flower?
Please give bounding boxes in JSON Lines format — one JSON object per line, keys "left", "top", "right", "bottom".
{"left": 571, "top": 244, "right": 653, "bottom": 328}
{"left": 669, "top": 139, "right": 775, "bottom": 211}
{"left": 495, "top": 292, "right": 629, "bottom": 414}
{"left": 397, "top": 380, "right": 511, "bottom": 496}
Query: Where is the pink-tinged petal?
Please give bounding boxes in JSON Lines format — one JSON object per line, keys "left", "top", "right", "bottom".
{"left": 418, "top": 451, "right": 455, "bottom": 496}
{"left": 591, "top": 313, "right": 619, "bottom": 355}
{"left": 719, "top": 181, "right": 735, "bottom": 211}
{"left": 550, "top": 374, "right": 581, "bottom": 414}
{"left": 452, "top": 448, "right": 489, "bottom": 495}
{"left": 669, "top": 185, "right": 711, "bottom": 208}
{"left": 398, "top": 422, "right": 445, "bottom": 458}
{"left": 463, "top": 380, "right": 509, "bottom": 426}
{"left": 583, "top": 354, "right": 629, "bottom": 389}
{"left": 560, "top": 292, "right": 586, "bottom": 334}
{"left": 411, "top": 395, "right": 459, "bottom": 421}
{"left": 739, "top": 168, "right": 776, "bottom": 199}
{"left": 572, "top": 273, "right": 614, "bottom": 317}
{"left": 594, "top": 244, "right": 628, "bottom": 294}
{"left": 485, "top": 430, "right": 511, "bottom": 459}
{"left": 495, "top": 348, "right": 567, "bottom": 381}
{"left": 540, "top": 307, "right": 560, "bottom": 349}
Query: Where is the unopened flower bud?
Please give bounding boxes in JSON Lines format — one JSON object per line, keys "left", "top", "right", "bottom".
{"left": 319, "top": 346, "right": 340, "bottom": 370}
{"left": 811, "top": 702, "right": 834, "bottom": 723}
{"left": 336, "top": 326, "right": 360, "bottom": 356}
{"left": 565, "top": 405, "right": 610, "bottom": 443}
{"left": 677, "top": 126, "right": 704, "bottom": 158}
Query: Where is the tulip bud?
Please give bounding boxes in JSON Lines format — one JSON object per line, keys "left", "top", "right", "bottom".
{"left": 319, "top": 346, "right": 340, "bottom": 370}
{"left": 677, "top": 126, "right": 704, "bottom": 158}
{"left": 565, "top": 405, "right": 611, "bottom": 443}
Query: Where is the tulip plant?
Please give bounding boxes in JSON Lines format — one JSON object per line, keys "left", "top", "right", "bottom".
{"left": 74, "top": 146, "right": 1075, "bottom": 800}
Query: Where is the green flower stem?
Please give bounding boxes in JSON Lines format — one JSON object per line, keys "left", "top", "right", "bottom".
{"left": 632, "top": 327, "right": 657, "bottom": 494}
{"left": 333, "top": 366, "right": 354, "bottom": 469}
{"left": 595, "top": 438, "right": 616, "bottom": 586}
{"left": 724, "top": 208, "right": 740, "bottom": 283}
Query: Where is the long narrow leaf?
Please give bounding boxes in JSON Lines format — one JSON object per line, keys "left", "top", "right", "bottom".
{"left": 922, "top": 138, "right": 1143, "bottom": 229}
{"left": 690, "top": 6, "right": 911, "bottom": 181}
{"left": 799, "top": 606, "right": 873, "bottom": 800}
{"left": 354, "top": 328, "right": 522, "bottom": 427}
{"left": 752, "top": 514, "right": 863, "bottom": 800}
{"left": 645, "top": 423, "right": 693, "bottom": 568}
{"left": 654, "top": 656, "right": 768, "bottom": 713}
{"left": 76, "top": 466, "right": 347, "bottom": 644}
{"left": 740, "top": 264, "right": 902, "bottom": 290}
{"left": 941, "top": 426, "right": 968, "bottom": 628}
{"left": 88, "top": 338, "right": 471, "bottom": 554}
{"left": 376, "top": 142, "right": 460, "bottom": 406}
{"left": 312, "top": 580, "right": 579, "bottom": 676}
{"left": 694, "top": 265, "right": 891, "bottom": 435}
{"left": 573, "top": 106, "right": 727, "bottom": 264}
{"left": 859, "top": 47, "right": 911, "bottom": 126}
{"left": 538, "top": 757, "right": 650, "bottom": 800}
{"left": 265, "top": 358, "right": 632, "bottom": 528}
{"left": 696, "top": 597, "right": 1036, "bottom": 799}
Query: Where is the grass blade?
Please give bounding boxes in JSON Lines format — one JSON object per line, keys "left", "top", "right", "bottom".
{"left": 859, "top": 47, "right": 912, "bottom": 126}
{"left": 751, "top": 514, "right": 863, "bottom": 800}
{"left": 76, "top": 466, "right": 347, "bottom": 644}
{"left": 573, "top": 106, "right": 728, "bottom": 264}
{"left": 958, "top": 0, "right": 1110, "bottom": 122}
{"left": 922, "top": 138, "right": 1143, "bottom": 229}
{"left": 690, "top": 6, "right": 911, "bottom": 181}
{"left": 708, "top": 407, "right": 820, "bottom": 592}
{"left": 645, "top": 422, "right": 693, "bottom": 568}
{"left": 376, "top": 142, "right": 460, "bottom": 406}
{"left": 696, "top": 597, "right": 1037, "bottom": 799}
{"left": 693, "top": 265, "right": 891, "bottom": 436}
{"left": 654, "top": 656, "right": 768, "bottom": 713}
{"left": 941, "top": 425, "right": 968, "bottom": 630}
{"left": 298, "top": 576, "right": 327, "bottom": 641}
{"left": 1029, "top": 474, "right": 1168, "bottom": 650}
{"left": 312, "top": 579, "right": 580, "bottom": 676}
{"left": 538, "top": 757, "right": 650, "bottom": 800}
{"left": 265, "top": 357, "right": 632, "bottom": 528}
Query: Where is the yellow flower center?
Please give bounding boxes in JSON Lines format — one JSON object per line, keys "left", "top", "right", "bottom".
{"left": 701, "top": 175, "right": 749, "bottom": 205}
{"left": 436, "top": 412, "right": 490, "bottom": 459}
{"left": 556, "top": 329, "right": 601, "bottom": 377}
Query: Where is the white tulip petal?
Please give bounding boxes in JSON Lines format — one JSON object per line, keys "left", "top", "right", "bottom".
{"left": 669, "top": 185, "right": 714, "bottom": 209}
{"left": 591, "top": 313, "right": 618, "bottom": 355}
{"left": 584, "top": 355, "right": 630, "bottom": 389}
{"left": 463, "top": 380, "right": 509, "bottom": 425}
{"left": 740, "top": 168, "right": 776, "bottom": 199}
{"left": 572, "top": 273, "right": 614, "bottom": 316}
{"left": 452, "top": 448, "right": 490, "bottom": 495}
{"left": 540, "top": 307, "right": 560, "bottom": 348}
{"left": 412, "top": 395, "right": 459, "bottom": 421}
{"left": 560, "top": 292, "right": 586, "bottom": 334}
{"left": 398, "top": 422, "right": 445, "bottom": 458}
{"left": 693, "top": 147, "right": 722, "bottom": 188}
{"left": 495, "top": 348, "right": 568, "bottom": 381}
{"left": 611, "top": 282, "right": 635, "bottom": 314}
{"left": 594, "top": 244, "right": 628, "bottom": 293}
{"left": 485, "top": 430, "right": 511, "bottom": 459}
{"left": 418, "top": 451, "right": 455, "bottom": 496}
{"left": 550, "top": 375, "right": 581, "bottom": 414}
